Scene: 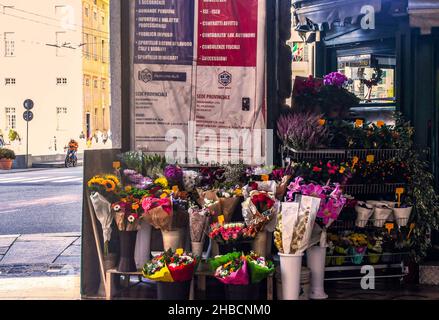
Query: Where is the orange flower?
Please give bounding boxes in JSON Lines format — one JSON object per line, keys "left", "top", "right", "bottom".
{"left": 132, "top": 203, "right": 139, "bottom": 211}
{"left": 318, "top": 119, "right": 326, "bottom": 126}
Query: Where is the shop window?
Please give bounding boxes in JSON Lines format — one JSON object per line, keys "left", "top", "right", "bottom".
{"left": 57, "top": 77, "right": 68, "bottom": 85}
{"left": 291, "top": 42, "right": 309, "bottom": 62}
{"left": 5, "top": 78, "right": 16, "bottom": 85}
{"left": 4, "top": 32, "right": 15, "bottom": 57}
{"left": 337, "top": 54, "right": 396, "bottom": 105}
{"left": 56, "top": 107, "right": 68, "bottom": 130}
{"left": 5, "top": 107, "right": 16, "bottom": 130}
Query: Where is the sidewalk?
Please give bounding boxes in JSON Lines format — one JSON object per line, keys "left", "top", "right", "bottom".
{"left": 0, "top": 233, "right": 81, "bottom": 300}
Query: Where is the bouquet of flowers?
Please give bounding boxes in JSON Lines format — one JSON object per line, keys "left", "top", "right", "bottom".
{"left": 274, "top": 195, "right": 321, "bottom": 255}
{"left": 210, "top": 252, "right": 249, "bottom": 285}
{"left": 367, "top": 234, "right": 383, "bottom": 264}
{"left": 122, "top": 169, "right": 152, "bottom": 190}
{"left": 141, "top": 195, "right": 173, "bottom": 231}
{"left": 332, "top": 233, "right": 351, "bottom": 266}
{"left": 348, "top": 233, "right": 368, "bottom": 265}
{"left": 189, "top": 203, "right": 212, "bottom": 243}
{"left": 246, "top": 252, "right": 274, "bottom": 284}
{"left": 208, "top": 222, "right": 256, "bottom": 244}
{"left": 182, "top": 170, "right": 201, "bottom": 192}
{"left": 242, "top": 191, "right": 279, "bottom": 233}
{"left": 87, "top": 174, "right": 121, "bottom": 201}
{"left": 216, "top": 185, "right": 243, "bottom": 222}
{"left": 164, "top": 164, "right": 184, "bottom": 189}
{"left": 112, "top": 196, "right": 141, "bottom": 232}
{"left": 287, "top": 177, "right": 347, "bottom": 227}
{"left": 143, "top": 249, "right": 197, "bottom": 282}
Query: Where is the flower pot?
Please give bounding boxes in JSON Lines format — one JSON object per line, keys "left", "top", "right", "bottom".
{"left": 279, "top": 253, "right": 303, "bottom": 300}
{"left": 224, "top": 283, "right": 260, "bottom": 300}
{"left": 118, "top": 231, "right": 138, "bottom": 272}
{"left": 373, "top": 207, "right": 393, "bottom": 227}
{"left": 306, "top": 246, "right": 328, "bottom": 300}
{"left": 349, "top": 247, "right": 366, "bottom": 265}
{"left": 333, "top": 255, "right": 346, "bottom": 266}
{"left": 191, "top": 241, "right": 204, "bottom": 258}
{"left": 393, "top": 207, "right": 413, "bottom": 227}
{"left": 355, "top": 204, "right": 374, "bottom": 228}
{"left": 134, "top": 222, "right": 152, "bottom": 269}
{"left": 252, "top": 231, "right": 271, "bottom": 257}
{"left": 162, "top": 229, "right": 184, "bottom": 251}
{"left": 368, "top": 253, "right": 381, "bottom": 264}
{"left": 157, "top": 281, "right": 191, "bottom": 300}
{"left": 0, "top": 159, "right": 13, "bottom": 170}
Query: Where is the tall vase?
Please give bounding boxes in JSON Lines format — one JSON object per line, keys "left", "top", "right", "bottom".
{"left": 279, "top": 253, "right": 303, "bottom": 300}
{"left": 252, "top": 231, "right": 270, "bottom": 257}
{"left": 191, "top": 241, "right": 204, "bottom": 258}
{"left": 306, "top": 246, "right": 328, "bottom": 300}
{"left": 162, "top": 229, "right": 184, "bottom": 251}
{"left": 118, "top": 231, "right": 138, "bottom": 272}
{"left": 134, "top": 222, "right": 152, "bottom": 269}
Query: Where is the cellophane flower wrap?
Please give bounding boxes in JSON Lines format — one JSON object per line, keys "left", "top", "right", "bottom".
{"left": 142, "top": 254, "right": 173, "bottom": 282}
{"left": 141, "top": 196, "right": 173, "bottom": 231}
{"left": 196, "top": 188, "right": 222, "bottom": 221}
{"left": 286, "top": 177, "right": 347, "bottom": 227}
{"left": 246, "top": 252, "right": 274, "bottom": 284}
{"left": 166, "top": 251, "right": 197, "bottom": 282}
{"left": 143, "top": 250, "right": 197, "bottom": 283}
{"left": 210, "top": 252, "right": 249, "bottom": 285}
{"left": 242, "top": 190, "right": 279, "bottom": 233}
{"left": 189, "top": 205, "right": 211, "bottom": 243}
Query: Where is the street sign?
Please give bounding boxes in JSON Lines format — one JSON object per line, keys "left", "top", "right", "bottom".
{"left": 23, "top": 99, "right": 34, "bottom": 110}
{"left": 23, "top": 110, "right": 34, "bottom": 122}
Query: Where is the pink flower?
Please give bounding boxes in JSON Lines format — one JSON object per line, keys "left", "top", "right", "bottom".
{"left": 318, "top": 198, "right": 341, "bottom": 225}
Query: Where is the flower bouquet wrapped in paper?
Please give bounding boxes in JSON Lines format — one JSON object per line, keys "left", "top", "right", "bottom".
{"left": 211, "top": 253, "right": 249, "bottom": 285}
{"left": 271, "top": 168, "right": 292, "bottom": 201}
{"left": 274, "top": 195, "right": 321, "bottom": 255}
{"left": 142, "top": 254, "right": 173, "bottom": 282}
{"left": 182, "top": 170, "right": 201, "bottom": 192}
{"left": 246, "top": 252, "right": 274, "bottom": 284}
{"left": 189, "top": 205, "right": 211, "bottom": 243}
{"left": 209, "top": 222, "right": 255, "bottom": 245}
{"left": 196, "top": 188, "right": 222, "bottom": 219}
{"left": 141, "top": 196, "right": 173, "bottom": 231}
{"left": 217, "top": 186, "right": 243, "bottom": 222}
{"left": 112, "top": 198, "right": 141, "bottom": 232}
{"left": 242, "top": 190, "right": 279, "bottom": 233}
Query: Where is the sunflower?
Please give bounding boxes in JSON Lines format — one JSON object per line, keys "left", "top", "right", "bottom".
{"left": 103, "top": 179, "right": 116, "bottom": 192}
{"left": 105, "top": 174, "right": 120, "bottom": 186}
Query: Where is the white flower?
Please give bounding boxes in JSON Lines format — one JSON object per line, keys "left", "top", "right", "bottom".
{"left": 127, "top": 215, "right": 135, "bottom": 223}
{"left": 224, "top": 192, "right": 231, "bottom": 198}
{"left": 113, "top": 205, "right": 121, "bottom": 212}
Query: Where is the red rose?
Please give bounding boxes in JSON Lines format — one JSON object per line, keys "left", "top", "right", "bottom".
{"left": 313, "top": 166, "right": 322, "bottom": 173}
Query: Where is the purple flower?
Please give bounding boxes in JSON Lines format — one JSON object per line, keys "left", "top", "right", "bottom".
{"left": 323, "top": 72, "right": 348, "bottom": 88}
{"left": 164, "top": 164, "right": 183, "bottom": 185}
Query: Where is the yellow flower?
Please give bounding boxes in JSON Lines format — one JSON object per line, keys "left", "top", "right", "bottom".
{"left": 154, "top": 177, "right": 169, "bottom": 188}
{"left": 104, "top": 174, "right": 120, "bottom": 186}
{"left": 234, "top": 188, "right": 242, "bottom": 197}
{"left": 103, "top": 180, "right": 116, "bottom": 192}
{"left": 160, "top": 193, "right": 168, "bottom": 199}
{"left": 132, "top": 203, "right": 139, "bottom": 210}
{"left": 339, "top": 166, "right": 346, "bottom": 174}
{"left": 125, "top": 186, "right": 132, "bottom": 192}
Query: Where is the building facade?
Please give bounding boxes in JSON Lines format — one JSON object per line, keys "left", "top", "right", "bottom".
{"left": 82, "top": 0, "right": 110, "bottom": 142}
{"left": 0, "top": 0, "right": 83, "bottom": 156}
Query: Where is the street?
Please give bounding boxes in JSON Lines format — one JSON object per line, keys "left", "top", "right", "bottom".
{"left": 0, "top": 167, "right": 83, "bottom": 235}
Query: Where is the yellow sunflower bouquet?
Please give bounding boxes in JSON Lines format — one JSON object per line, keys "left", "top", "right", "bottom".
{"left": 87, "top": 174, "right": 121, "bottom": 201}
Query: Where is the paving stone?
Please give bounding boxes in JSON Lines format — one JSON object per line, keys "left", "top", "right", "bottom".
{"left": 60, "top": 244, "right": 81, "bottom": 257}
{"left": 53, "top": 256, "right": 80, "bottom": 269}
{"left": 0, "top": 237, "right": 18, "bottom": 248}
{"left": 72, "top": 238, "right": 81, "bottom": 246}
{"left": 0, "top": 247, "right": 9, "bottom": 255}
{"left": 0, "top": 238, "right": 74, "bottom": 265}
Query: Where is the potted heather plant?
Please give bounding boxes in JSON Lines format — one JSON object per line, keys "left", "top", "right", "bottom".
{"left": 277, "top": 112, "right": 329, "bottom": 151}
{"left": 0, "top": 148, "right": 16, "bottom": 170}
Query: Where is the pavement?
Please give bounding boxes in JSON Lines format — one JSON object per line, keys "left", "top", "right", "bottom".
{"left": 0, "top": 167, "right": 83, "bottom": 299}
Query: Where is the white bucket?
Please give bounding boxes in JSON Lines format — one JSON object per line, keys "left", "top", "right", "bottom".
{"left": 162, "top": 229, "right": 184, "bottom": 251}
{"left": 307, "top": 246, "right": 328, "bottom": 300}
{"left": 279, "top": 253, "right": 304, "bottom": 300}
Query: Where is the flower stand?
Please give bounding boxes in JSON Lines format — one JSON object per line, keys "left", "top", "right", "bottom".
{"left": 306, "top": 246, "right": 328, "bottom": 300}
{"left": 157, "top": 281, "right": 192, "bottom": 300}
{"left": 118, "top": 231, "right": 138, "bottom": 272}
{"left": 279, "top": 253, "right": 303, "bottom": 300}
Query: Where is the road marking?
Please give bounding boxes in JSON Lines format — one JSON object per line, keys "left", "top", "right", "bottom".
{"left": 0, "top": 177, "right": 26, "bottom": 183}
{"left": 16, "top": 176, "right": 76, "bottom": 183}
{"left": 52, "top": 178, "right": 83, "bottom": 183}
{"left": 0, "top": 209, "right": 19, "bottom": 214}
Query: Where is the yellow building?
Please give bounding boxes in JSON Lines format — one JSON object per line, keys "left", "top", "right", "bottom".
{"left": 82, "top": 0, "right": 110, "bottom": 143}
